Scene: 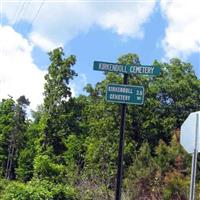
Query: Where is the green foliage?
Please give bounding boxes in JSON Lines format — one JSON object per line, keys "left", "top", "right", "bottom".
{"left": 163, "top": 170, "right": 189, "bottom": 200}
{"left": 16, "top": 148, "right": 34, "bottom": 182}
{"left": 1, "top": 179, "right": 77, "bottom": 200}
{"left": 155, "top": 134, "right": 190, "bottom": 175}
{"left": 33, "top": 155, "right": 66, "bottom": 182}
{"left": 0, "top": 179, "right": 9, "bottom": 197}
{"left": 42, "top": 47, "right": 78, "bottom": 155}
{"left": 44, "top": 47, "right": 77, "bottom": 110}
{"left": 124, "top": 143, "right": 162, "bottom": 199}
{"left": 125, "top": 58, "right": 200, "bottom": 150}
{"left": 117, "top": 53, "right": 140, "bottom": 65}
{"left": 1, "top": 51, "right": 200, "bottom": 199}
{"left": 0, "top": 96, "right": 29, "bottom": 179}
{"left": 0, "top": 98, "right": 15, "bottom": 177}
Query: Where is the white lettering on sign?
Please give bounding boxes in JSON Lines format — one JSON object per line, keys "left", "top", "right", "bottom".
{"left": 99, "top": 63, "right": 127, "bottom": 73}
{"left": 137, "top": 96, "right": 142, "bottom": 101}
{"left": 136, "top": 90, "right": 143, "bottom": 95}
{"left": 110, "top": 94, "right": 130, "bottom": 101}
{"left": 130, "top": 66, "right": 154, "bottom": 74}
{"left": 108, "top": 86, "right": 133, "bottom": 94}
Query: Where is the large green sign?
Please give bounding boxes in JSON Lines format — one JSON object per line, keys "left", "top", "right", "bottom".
{"left": 106, "top": 84, "right": 144, "bottom": 105}
{"left": 94, "top": 61, "right": 160, "bottom": 76}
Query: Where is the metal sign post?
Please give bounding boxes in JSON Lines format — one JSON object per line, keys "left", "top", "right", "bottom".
{"left": 189, "top": 113, "right": 199, "bottom": 200}
{"left": 93, "top": 60, "right": 160, "bottom": 200}
{"left": 115, "top": 74, "right": 128, "bottom": 200}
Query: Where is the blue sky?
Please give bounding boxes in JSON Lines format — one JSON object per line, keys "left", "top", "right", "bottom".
{"left": 0, "top": 0, "right": 199, "bottom": 110}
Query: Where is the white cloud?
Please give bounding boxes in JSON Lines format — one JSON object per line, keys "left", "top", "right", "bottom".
{"left": 98, "top": 2, "right": 156, "bottom": 38}
{"left": 160, "top": 0, "right": 200, "bottom": 58}
{"left": 0, "top": 25, "right": 46, "bottom": 110}
{"left": 69, "top": 73, "right": 88, "bottom": 97}
{"left": 29, "top": 32, "right": 63, "bottom": 52}
{"left": 2, "top": 1, "right": 156, "bottom": 51}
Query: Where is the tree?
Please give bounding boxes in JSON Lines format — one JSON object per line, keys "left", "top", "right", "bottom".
{"left": 1, "top": 51, "right": 200, "bottom": 199}
{"left": 124, "top": 57, "right": 200, "bottom": 149}
{"left": 0, "top": 96, "right": 29, "bottom": 180}
{"left": 42, "top": 47, "right": 77, "bottom": 154}
{"left": 0, "top": 98, "right": 15, "bottom": 178}
{"left": 124, "top": 142, "right": 162, "bottom": 200}
{"left": 5, "top": 96, "right": 30, "bottom": 180}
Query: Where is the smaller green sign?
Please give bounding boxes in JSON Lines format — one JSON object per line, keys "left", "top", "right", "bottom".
{"left": 106, "top": 84, "right": 144, "bottom": 105}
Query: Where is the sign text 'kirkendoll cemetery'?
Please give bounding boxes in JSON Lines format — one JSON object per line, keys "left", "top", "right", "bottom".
{"left": 94, "top": 61, "right": 160, "bottom": 76}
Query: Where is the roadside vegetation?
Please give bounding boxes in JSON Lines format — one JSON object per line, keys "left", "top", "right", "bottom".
{"left": 1, "top": 48, "right": 200, "bottom": 199}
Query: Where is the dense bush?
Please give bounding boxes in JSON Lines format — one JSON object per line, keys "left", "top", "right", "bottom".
{"left": 1, "top": 51, "right": 200, "bottom": 199}
{"left": 0, "top": 179, "right": 77, "bottom": 200}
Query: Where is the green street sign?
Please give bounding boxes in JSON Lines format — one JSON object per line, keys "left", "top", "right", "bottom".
{"left": 106, "top": 84, "right": 144, "bottom": 105}
{"left": 94, "top": 61, "right": 160, "bottom": 76}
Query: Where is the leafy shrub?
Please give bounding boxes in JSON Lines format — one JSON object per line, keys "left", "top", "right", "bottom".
{"left": 1, "top": 179, "right": 77, "bottom": 200}
{"left": 163, "top": 170, "right": 189, "bottom": 200}
{"left": 33, "top": 155, "right": 66, "bottom": 182}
